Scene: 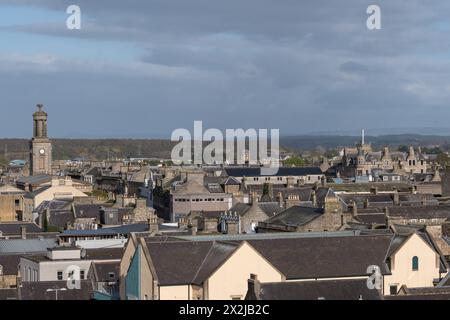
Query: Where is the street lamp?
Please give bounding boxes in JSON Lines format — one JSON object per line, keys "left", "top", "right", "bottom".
{"left": 46, "top": 288, "right": 67, "bottom": 301}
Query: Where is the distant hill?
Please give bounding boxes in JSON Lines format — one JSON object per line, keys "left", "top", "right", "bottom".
{"left": 0, "top": 139, "right": 176, "bottom": 161}
{"left": 281, "top": 134, "right": 450, "bottom": 152}
{"left": 1, "top": 134, "right": 450, "bottom": 161}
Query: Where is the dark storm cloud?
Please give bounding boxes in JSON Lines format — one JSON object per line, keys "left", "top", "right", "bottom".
{"left": 1, "top": 0, "right": 450, "bottom": 137}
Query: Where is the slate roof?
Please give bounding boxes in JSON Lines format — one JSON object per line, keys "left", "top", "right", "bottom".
{"left": 227, "top": 202, "right": 283, "bottom": 218}
{"left": 263, "top": 206, "right": 324, "bottom": 227}
{"left": 144, "top": 240, "right": 239, "bottom": 286}
{"left": 25, "top": 185, "right": 52, "bottom": 198}
{"left": 355, "top": 214, "right": 387, "bottom": 225}
{"left": 91, "top": 261, "right": 120, "bottom": 282}
{"left": 338, "top": 193, "right": 438, "bottom": 208}
{"left": 19, "top": 280, "right": 93, "bottom": 300}
{"left": 16, "top": 174, "right": 50, "bottom": 185}
{"left": 47, "top": 210, "right": 74, "bottom": 228}
{"left": 34, "top": 200, "right": 72, "bottom": 214}
{"left": 192, "top": 242, "right": 240, "bottom": 285}
{"left": 74, "top": 204, "right": 104, "bottom": 219}
{"left": 0, "top": 254, "right": 21, "bottom": 275}
{"left": 60, "top": 223, "right": 151, "bottom": 237}
{"left": 0, "top": 238, "right": 57, "bottom": 254}
{"left": 360, "top": 205, "right": 450, "bottom": 219}
{"left": 245, "top": 186, "right": 312, "bottom": 202}
{"left": 84, "top": 248, "right": 124, "bottom": 260}
{"left": 247, "top": 235, "right": 393, "bottom": 279}
{"left": 227, "top": 203, "right": 251, "bottom": 216}
{"left": 0, "top": 222, "right": 42, "bottom": 235}
{"left": 0, "top": 289, "right": 18, "bottom": 300}
{"left": 257, "top": 202, "right": 284, "bottom": 217}
{"left": 224, "top": 176, "right": 240, "bottom": 185}
{"left": 225, "top": 167, "right": 322, "bottom": 177}
{"left": 386, "top": 286, "right": 450, "bottom": 300}
{"left": 254, "top": 279, "right": 381, "bottom": 300}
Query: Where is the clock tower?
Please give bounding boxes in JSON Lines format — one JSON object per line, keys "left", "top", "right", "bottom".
{"left": 30, "top": 104, "right": 52, "bottom": 176}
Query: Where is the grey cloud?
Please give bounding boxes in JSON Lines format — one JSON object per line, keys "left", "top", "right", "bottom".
{"left": 1, "top": 0, "right": 450, "bottom": 137}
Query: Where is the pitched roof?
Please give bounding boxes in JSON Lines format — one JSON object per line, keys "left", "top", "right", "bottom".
{"left": 0, "top": 222, "right": 42, "bottom": 235}
{"left": 19, "top": 280, "right": 93, "bottom": 300}
{"left": 83, "top": 248, "right": 124, "bottom": 260}
{"left": 0, "top": 184, "right": 24, "bottom": 194}
{"left": 255, "top": 279, "right": 381, "bottom": 300}
{"left": 224, "top": 176, "right": 240, "bottom": 185}
{"left": 0, "top": 254, "right": 21, "bottom": 275}
{"left": 91, "top": 261, "right": 120, "bottom": 282}
{"left": 387, "top": 286, "right": 450, "bottom": 300}
{"left": 144, "top": 240, "right": 238, "bottom": 286}
{"left": 263, "top": 206, "right": 323, "bottom": 227}
{"left": 257, "top": 202, "right": 284, "bottom": 217}
{"left": 247, "top": 235, "right": 393, "bottom": 279}
{"left": 60, "top": 223, "right": 151, "bottom": 237}
{"left": 0, "top": 238, "right": 57, "bottom": 254}
{"left": 0, "top": 289, "right": 18, "bottom": 300}
{"left": 47, "top": 210, "right": 74, "bottom": 228}
{"left": 16, "top": 174, "right": 50, "bottom": 185}
{"left": 355, "top": 214, "right": 387, "bottom": 225}
{"left": 225, "top": 167, "right": 323, "bottom": 177}
{"left": 74, "top": 204, "right": 104, "bottom": 219}
{"left": 192, "top": 242, "right": 240, "bottom": 285}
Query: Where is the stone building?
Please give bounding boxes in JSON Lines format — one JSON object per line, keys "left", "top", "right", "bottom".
{"left": 224, "top": 193, "right": 283, "bottom": 234}
{"left": 340, "top": 140, "right": 428, "bottom": 178}
{"left": 29, "top": 104, "right": 52, "bottom": 176}
{"left": 0, "top": 184, "right": 31, "bottom": 222}
{"left": 170, "top": 171, "right": 232, "bottom": 222}
{"left": 258, "top": 193, "right": 352, "bottom": 233}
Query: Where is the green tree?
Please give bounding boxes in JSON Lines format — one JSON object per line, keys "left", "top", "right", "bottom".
{"left": 0, "top": 155, "right": 7, "bottom": 166}
{"left": 284, "top": 156, "right": 306, "bottom": 167}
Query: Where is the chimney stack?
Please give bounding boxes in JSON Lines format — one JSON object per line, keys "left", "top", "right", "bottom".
{"left": 277, "top": 192, "right": 283, "bottom": 208}
{"left": 148, "top": 217, "right": 159, "bottom": 233}
{"left": 393, "top": 189, "right": 400, "bottom": 206}
{"left": 246, "top": 274, "right": 261, "bottom": 300}
{"left": 311, "top": 190, "right": 317, "bottom": 207}
{"left": 364, "top": 198, "right": 370, "bottom": 209}
{"left": 383, "top": 207, "right": 390, "bottom": 227}
{"left": 20, "top": 226, "right": 26, "bottom": 239}
{"left": 351, "top": 200, "right": 358, "bottom": 217}
{"left": 251, "top": 192, "right": 259, "bottom": 205}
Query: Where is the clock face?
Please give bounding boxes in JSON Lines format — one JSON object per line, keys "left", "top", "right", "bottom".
{"left": 39, "top": 149, "right": 45, "bottom": 155}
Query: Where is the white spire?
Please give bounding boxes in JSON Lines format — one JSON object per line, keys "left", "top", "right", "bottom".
{"left": 362, "top": 129, "right": 365, "bottom": 145}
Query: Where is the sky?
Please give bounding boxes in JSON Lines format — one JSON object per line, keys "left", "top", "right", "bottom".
{"left": 1, "top": 0, "right": 450, "bottom": 138}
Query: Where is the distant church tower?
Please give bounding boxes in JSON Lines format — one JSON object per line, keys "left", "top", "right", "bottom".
{"left": 30, "top": 104, "right": 52, "bottom": 176}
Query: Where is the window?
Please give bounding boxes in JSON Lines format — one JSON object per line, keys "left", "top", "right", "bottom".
{"left": 57, "top": 271, "right": 63, "bottom": 280}
{"left": 390, "top": 285, "right": 398, "bottom": 295}
{"left": 80, "top": 270, "right": 85, "bottom": 280}
{"left": 412, "top": 256, "right": 419, "bottom": 271}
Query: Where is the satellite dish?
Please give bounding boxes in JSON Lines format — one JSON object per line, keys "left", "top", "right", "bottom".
{"left": 80, "top": 248, "right": 87, "bottom": 258}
